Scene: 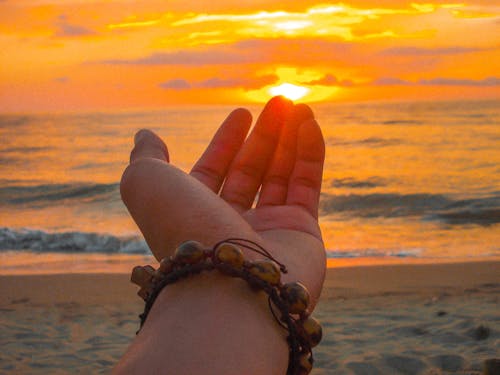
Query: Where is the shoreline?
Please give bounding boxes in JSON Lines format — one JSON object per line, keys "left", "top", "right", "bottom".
{"left": 1, "top": 250, "right": 499, "bottom": 275}
{"left": 1, "top": 261, "right": 498, "bottom": 374}
{"left": 1, "top": 260, "right": 498, "bottom": 303}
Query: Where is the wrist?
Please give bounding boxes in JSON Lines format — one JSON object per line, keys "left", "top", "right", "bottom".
{"left": 133, "top": 271, "right": 289, "bottom": 374}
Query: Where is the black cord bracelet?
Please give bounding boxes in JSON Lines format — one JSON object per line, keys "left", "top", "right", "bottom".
{"left": 131, "top": 238, "right": 322, "bottom": 375}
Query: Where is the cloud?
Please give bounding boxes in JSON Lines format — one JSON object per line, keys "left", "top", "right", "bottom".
{"left": 159, "top": 79, "right": 191, "bottom": 89}
{"left": 171, "top": 3, "right": 439, "bottom": 29}
{"left": 451, "top": 8, "right": 500, "bottom": 19}
{"left": 55, "top": 14, "right": 95, "bottom": 37}
{"left": 374, "top": 77, "right": 412, "bottom": 85}
{"left": 107, "top": 19, "right": 161, "bottom": 30}
{"left": 198, "top": 74, "right": 277, "bottom": 89}
{"left": 54, "top": 76, "right": 69, "bottom": 83}
{"left": 55, "top": 23, "right": 95, "bottom": 37}
{"left": 380, "top": 46, "right": 490, "bottom": 56}
{"left": 100, "top": 49, "right": 255, "bottom": 66}
{"left": 163, "top": 3, "right": 473, "bottom": 43}
{"left": 374, "top": 76, "right": 500, "bottom": 86}
{"left": 303, "top": 73, "right": 354, "bottom": 87}
{"left": 419, "top": 77, "right": 500, "bottom": 86}
{"left": 96, "top": 38, "right": 353, "bottom": 67}
{"left": 198, "top": 77, "right": 249, "bottom": 88}
{"left": 159, "top": 74, "right": 278, "bottom": 90}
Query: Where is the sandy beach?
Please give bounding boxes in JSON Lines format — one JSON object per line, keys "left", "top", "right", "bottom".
{"left": 1, "top": 261, "right": 498, "bottom": 374}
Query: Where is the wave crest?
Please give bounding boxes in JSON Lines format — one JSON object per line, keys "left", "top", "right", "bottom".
{"left": 0, "top": 183, "right": 119, "bottom": 206}
{"left": 320, "top": 193, "right": 500, "bottom": 225}
{"left": 0, "top": 227, "right": 149, "bottom": 254}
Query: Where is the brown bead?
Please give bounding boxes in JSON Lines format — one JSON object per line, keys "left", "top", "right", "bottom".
{"left": 214, "top": 243, "right": 244, "bottom": 268}
{"left": 153, "top": 270, "right": 165, "bottom": 283}
{"left": 159, "top": 257, "right": 174, "bottom": 273}
{"left": 173, "top": 241, "right": 206, "bottom": 264}
{"left": 297, "top": 351, "right": 313, "bottom": 374}
{"left": 301, "top": 316, "right": 322, "bottom": 348}
{"left": 282, "top": 282, "right": 310, "bottom": 315}
{"left": 248, "top": 260, "right": 281, "bottom": 285}
{"left": 137, "top": 287, "right": 150, "bottom": 301}
{"left": 144, "top": 265, "right": 155, "bottom": 276}
{"left": 131, "top": 266, "right": 153, "bottom": 287}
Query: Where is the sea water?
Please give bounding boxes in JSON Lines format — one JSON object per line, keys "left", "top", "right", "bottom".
{"left": 0, "top": 100, "right": 498, "bottom": 272}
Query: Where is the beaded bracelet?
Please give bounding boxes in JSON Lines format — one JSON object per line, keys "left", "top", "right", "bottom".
{"left": 130, "top": 238, "right": 322, "bottom": 375}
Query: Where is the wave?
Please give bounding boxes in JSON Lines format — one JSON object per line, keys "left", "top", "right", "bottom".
{"left": 2, "top": 183, "right": 498, "bottom": 227}
{"left": 320, "top": 193, "right": 451, "bottom": 217}
{"left": 0, "top": 227, "right": 149, "bottom": 254}
{"left": 0, "top": 146, "right": 53, "bottom": 153}
{"left": 330, "top": 177, "right": 386, "bottom": 189}
{"left": 71, "top": 162, "right": 118, "bottom": 171}
{"left": 326, "top": 248, "right": 423, "bottom": 259}
{"left": 326, "top": 248, "right": 500, "bottom": 259}
{"left": 327, "top": 137, "right": 401, "bottom": 148}
{"left": 425, "top": 209, "right": 500, "bottom": 226}
{"left": 0, "top": 115, "right": 33, "bottom": 128}
{"left": 0, "top": 227, "right": 425, "bottom": 259}
{"left": 2, "top": 226, "right": 498, "bottom": 259}
{"left": 0, "top": 183, "right": 119, "bottom": 206}
{"left": 0, "top": 156, "right": 23, "bottom": 167}
{"left": 381, "top": 119, "right": 422, "bottom": 125}
{"left": 320, "top": 193, "right": 500, "bottom": 225}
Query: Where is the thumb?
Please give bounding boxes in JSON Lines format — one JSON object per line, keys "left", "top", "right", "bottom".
{"left": 120, "top": 159, "right": 258, "bottom": 260}
{"left": 130, "top": 129, "right": 169, "bottom": 164}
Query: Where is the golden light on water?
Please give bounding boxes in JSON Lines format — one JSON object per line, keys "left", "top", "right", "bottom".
{"left": 269, "top": 83, "right": 310, "bottom": 100}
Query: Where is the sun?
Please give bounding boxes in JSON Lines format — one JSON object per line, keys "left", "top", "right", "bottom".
{"left": 269, "top": 83, "right": 310, "bottom": 101}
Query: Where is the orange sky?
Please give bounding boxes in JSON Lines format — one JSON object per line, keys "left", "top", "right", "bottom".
{"left": 0, "top": 0, "right": 499, "bottom": 112}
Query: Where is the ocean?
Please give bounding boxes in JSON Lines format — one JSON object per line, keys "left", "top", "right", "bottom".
{"left": 1, "top": 100, "right": 499, "bottom": 273}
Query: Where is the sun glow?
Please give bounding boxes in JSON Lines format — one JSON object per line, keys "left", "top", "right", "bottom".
{"left": 269, "top": 83, "right": 310, "bottom": 100}
{"left": 273, "top": 20, "right": 312, "bottom": 32}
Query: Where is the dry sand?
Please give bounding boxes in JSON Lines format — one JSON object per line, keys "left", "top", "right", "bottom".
{"left": 0, "top": 261, "right": 499, "bottom": 374}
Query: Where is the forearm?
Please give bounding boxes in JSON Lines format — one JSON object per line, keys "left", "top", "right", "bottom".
{"left": 114, "top": 271, "right": 289, "bottom": 375}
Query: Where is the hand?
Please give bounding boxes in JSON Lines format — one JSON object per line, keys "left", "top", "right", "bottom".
{"left": 120, "top": 96, "right": 326, "bottom": 304}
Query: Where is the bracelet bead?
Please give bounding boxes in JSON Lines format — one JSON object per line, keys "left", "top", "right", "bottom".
{"left": 173, "top": 240, "right": 206, "bottom": 264}
{"left": 301, "top": 316, "right": 323, "bottom": 347}
{"left": 214, "top": 242, "right": 245, "bottom": 268}
{"left": 159, "top": 258, "right": 174, "bottom": 273}
{"left": 131, "top": 265, "right": 154, "bottom": 288}
{"left": 282, "top": 282, "right": 310, "bottom": 315}
{"left": 248, "top": 259, "right": 281, "bottom": 285}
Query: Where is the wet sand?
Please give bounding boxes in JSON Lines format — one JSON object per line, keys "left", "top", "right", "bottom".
{"left": 0, "top": 261, "right": 499, "bottom": 374}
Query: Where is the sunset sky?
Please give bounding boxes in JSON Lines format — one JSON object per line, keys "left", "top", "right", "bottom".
{"left": 1, "top": 0, "right": 499, "bottom": 112}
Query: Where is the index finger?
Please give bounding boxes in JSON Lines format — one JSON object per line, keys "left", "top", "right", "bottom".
{"left": 130, "top": 129, "right": 169, "bottom": 164}
{"left": 190, "top": 108, "right": 252, "bottom": 193}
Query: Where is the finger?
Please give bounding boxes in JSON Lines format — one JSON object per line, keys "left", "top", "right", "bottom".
{"left": 257, "top": 104, "right": 314, "bottom": 207}
{"left": 286, "top": 119, "right": 325, "bottom": 218}
{"left": 220, "top": 96, "right": 293, "bottom": 212}
{"left": 190, "top": 108, "right": 252, "bottom": 193}
{"left": 130, "top": 129, "right": 169, "bottom": 164}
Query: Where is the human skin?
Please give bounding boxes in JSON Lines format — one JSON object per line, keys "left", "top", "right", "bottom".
{"left": 113, "top": 96, "right": 326, "bottom": 374}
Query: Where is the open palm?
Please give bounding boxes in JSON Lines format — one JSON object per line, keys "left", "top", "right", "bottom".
{"left": 120, "top": 96, "right": 326, "bottom": 304}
